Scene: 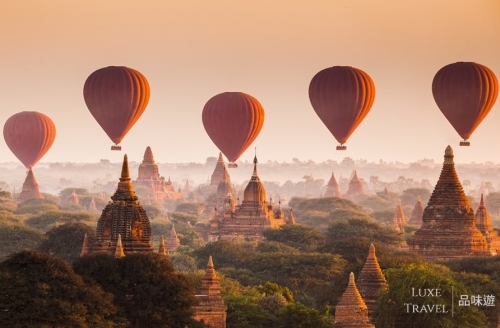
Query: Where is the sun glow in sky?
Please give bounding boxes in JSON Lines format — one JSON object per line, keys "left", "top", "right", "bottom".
{"left": 1, "top": 1, "right": 499, "bottom": 165}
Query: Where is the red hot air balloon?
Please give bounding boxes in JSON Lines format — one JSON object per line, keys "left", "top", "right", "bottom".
{"left": 309, "top": 66, "right": 375, "bottom": 150}
{"left": 202, "top": 92, "right": 265, "bottom": 168}
{"left": 432, "top": 62, "right": 498, "bottom": 146}
{"left": 3, "top": 111, "right": 56, "bottom": 168}
{"left": 83, "top": 66, "right": 150, "bottom": 150}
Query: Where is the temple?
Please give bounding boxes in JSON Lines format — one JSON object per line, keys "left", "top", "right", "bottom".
{"left": 91, "top": 154, "right": 153, "bottom": 255}
{"left": 357, "top": 244, "right": 387, "bottom": 322}
{"left": 475, "top": 194, "right": 500, "bottom": 255}
{"left": 408, "top": 197, "right": 424, "bottom": 226}
{"left": 333, "top": 272, "right": 375, "bottom": 328}
{"left": 68, "top": 189, "right": 79, "bottom": 204}
{"left": 393, "top": 200, "right": 406, "bottom": 226}
{"left": 193, "top": 256, "right": 227, "bottom": 328}
{"left": 165, "top": 225, "right": 181, "bottom": 252}
{"left": 288, "top": 208, "right": 296, "bottom": 225}
{"left": 207, "top": 156, "right": 286, "bottom": 242}
{"left": 88, "top": 197, "right": 98, "bottom": 212}
{"left": 134, "top": 146, "right": 183, "bottom": 201}
{"left": 199, "top": 152, "right": 231, "bottom": 199}
{"left": 345, "top": 170, "right": 365, "bottom": 198}
{"left": 17, "top": 167, "right": 44, "bottom": 202}
{"left": 408, "top": 146, "right": 489, "bottom": 260}
{"left": 158, "top": 235, "right": 168, "bottom": 257}
{"left": 324, "top": 172, "right": 342, "bottom": 198}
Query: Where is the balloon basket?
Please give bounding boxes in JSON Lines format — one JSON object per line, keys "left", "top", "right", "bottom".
{"left": 336, "top": 145, "right": 347, "bottom": 150}
{"left": 459, "top": 141, "right": 470, "bottom": 147}
{"left": 228, "top": 163, "right": 238, "bottom": 168}
{"left": 111, "top": 145, "right": 122, "bottom": 150}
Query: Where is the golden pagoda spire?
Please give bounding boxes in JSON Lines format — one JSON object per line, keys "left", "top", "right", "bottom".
{"left": 115, "top": 234, "right": 125, "bottom": 258}
{"left": 334, "top": 272, "right": 374, "bottom": 327}
{"left": 111, "top": 154, "right": 138, "bottom": 203}
{"left": 80, "top": 233, "right": 89, "bottom": 257}
{"left": 199, "top": 256, "right": 222, "bottom": 296}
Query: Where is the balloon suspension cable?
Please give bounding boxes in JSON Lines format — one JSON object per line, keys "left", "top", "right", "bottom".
{"left": 336, "top": 144, "right": 347, "bottom": 151}
{"left": 111, "top": 144, "right": 122, "bottom": 151}
{"left": 459, "top": 140, "right": 470, "bottom": 147}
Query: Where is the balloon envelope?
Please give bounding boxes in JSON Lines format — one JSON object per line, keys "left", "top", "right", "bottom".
{"left": 3, "top": 111, "right": 56, "bottom": 168}
{"left": 432, "top": 62, "right": 498, "bottom": 141}
{"left": 202, "top": 92, "right": 265, "bottom": 163}
{"left": 309, "top": 66, "right": 375, "bottom": 145}
{"left": 83, "top": 66, "right": 150, "bottom": 145}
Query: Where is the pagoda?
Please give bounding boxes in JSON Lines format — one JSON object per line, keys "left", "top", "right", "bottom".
{"left": 134, "top": 146, "right": 183, "bottom": 201}
{"left": 88, "top": 197, "right": 98, "bottom": 211}
{"left": 288, "top": 208, "right": 296, "bottom": 225}
{"left": 408, "top": 146, "right": 489, "bottom": 260}
{"left": 475, "top": 194, "right": 500, "bottom": 255}
{"left": 158, "top": 235, "right": 168, "bottom": 257}
{"left": 92, "top": 155, "right": 153, "bottom": 255}
{"left": 17, "top": 167, "right": 44, "bottom": 202}
{"left": 208, "top": 156, "right": 285, "bottom": 242}
{"left": 357, "top": 244, "right": 387, "bottom": 322}
{"left": 211, "top": 153, "right": 229, "bottom": 186}
{"left": 333, "top": 272, "right": 375, "bottom": 328}
{"left": 408, "top": 197, "right": 424, "bottom": 226}
{"left": 324, "top": 172, "right": 342, "bottom": 198}
{"left": 166, "top": 225, "right": 181, "bottom": 252}
{"left": 193, "top": 256, "right": 227, "bottom": 328}
{"left": 393, "top": 200, "right": 406, "bottom": 226}
{"left": 68, "top": 189, "right": 79, "bottom": 204}
{"left": 345, "top": 170, "right": 365, "bottom": 198}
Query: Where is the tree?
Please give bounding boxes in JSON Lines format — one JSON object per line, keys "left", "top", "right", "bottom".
{"left": 38, "top": 222, "right": 95, "bottom": 263}
{"left": 15, "top": 198, "right": 59, "bottom": 215}
{"left": 275, "top": 302, "right": 333, "bottom": 328}
{"left": 193, "top": 241, "right": 253, "bottom": 268}
{"left": 0, "top": 224, "right": 44, "bottom": 261}
{"left": 376, "top": 263, "right": 487, "bottom": 328}
{"left": 400, "top": 188, "right": 431, "bottom": 206}
{"left": 256, "top": 281, "right": 294, "bottom": 303}
{"left": 261, "top": 225, "right": 325, "bottom": 252}
{"left": 73, "top": 253, "right": 205, "bottom": 328}
{"left": 59, "top": 187, "right": 89, "bottom": 201}
{"left": 0, "top": 250, "right": 118, "bottom": 327}
{"left": 486, "top": 193, "right": 500, "bottom": 216}
{"left": 24, "top": 210, "right": 95, "bottom": 232}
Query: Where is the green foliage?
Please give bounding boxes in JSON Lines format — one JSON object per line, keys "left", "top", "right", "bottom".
{"left": 15, "top": 198, "right": 59, "bottom": 215}
{"left": 58, "top": 202, "right": 85, "bottom": 211}
{"left": 400, "top": 188, "right": 431, "bottom": 206}
{"left": 289, "top": 196, "right": 362, "bottom": 213}
{"left": 486, "top": 193, "right": 500, "bottom": 216}
{"left": 443, "top": 257, "right": 500, "bottom": 291}
{"left": 256, "top": 281, "right": 294, "bottom": 302}
{"left": 258, "top": 294, "right": 288, "bottom": 316}
{"left": 24, "top": 210, "right": 95, "bottom": 232}
{"left": 261, "top": 224, "right": 325, "bottom": 252}
{"left": 275, "top": 302, "right": 333, "bottom": 328}
{"left": 38, "top": 222, "right": 95, "bottom": 263}
{"left": 141, "top": 204, "right": 163, "bottom": 219}
{"left": 256, "top": 241, "right": 300, "bottom": 254}
{"left": 326, "top": 217, "right": 401, "bottom": 247}
{"left": 178, "top": 229, "right": 206, "bottom": 250}
{"left": 175, "top": 202, "right": 205, "bottom": 215}
{"left": 358, "top": 195, "right": 393, "bottom": 211}
{"left": 0, "top": 250, "right": 117, "bottom": 327}
{"left": 59, "top": 187, "right": 89, "bottom": 200}
{"left": 170, "top": 211, "right": 199, "bottom": 224}
{"left": 0, "top": 224, "right": 44, "bottom": 261}
{"left": 219, "top": 268, "right": 264, "bottom": 287}
{"left": 328, "top": 208, "right": 373, "bottom": 221}
{"left": 224, "top": 295, "right": 271, "bottom": 328}
{"left": 376, "top": 263, "right": 487, "bottom": 328}
{"left": 370, "top": 209, "right": 395, "bottom": 224}
{"left": 170, "top": 252, "right": 198, "bottom": 272}
{"left": 0, "top": 209, "right": 20, "bottom": 225}
{"left": 73, "top": 253, "right": 204, "bottom": 328}
{"left": 41, "top": 192, "right": 61, "bottom": 204}
{"left": 193, "top": 241, "right": 253, "bottom": 268}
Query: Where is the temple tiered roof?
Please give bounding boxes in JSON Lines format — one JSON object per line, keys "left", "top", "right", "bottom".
{"left": 408, "top": 146, "right": 488, "bottom": 260}
{"left": 394, "top": 200, "right": 406, "bottom": 225}
{"left": 357, "top": 244, "right": 387, "bottom": 322}
{"left": 324, "top": 172, "right": 342, "bottom": 198}
{"left": 333, "top": 272, "right": 375, "bottom": 328}
{"left": 17, "top": 167, "right": 44, "bottom": 202}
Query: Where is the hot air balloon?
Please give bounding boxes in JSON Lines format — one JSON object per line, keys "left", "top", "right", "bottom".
{"left": 202, "top": 92, "right": 265, "bottom": 168}
{"left": 83, "top": 66, "right": 150, "bottom": 150}
{"left": 432, "top": 62, "right": 498, "bottom": 146}
{"left": 309, "top": 66, "right": 375, "bottom": 150}
{"left": 3, "top": 111, "right": 56, "bottom": 168}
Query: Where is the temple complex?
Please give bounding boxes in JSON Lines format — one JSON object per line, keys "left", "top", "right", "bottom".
{"left": 357, "top": 244, "right": 387, "bottom": 322}
{"left": 91, "top": 155, "right": 153, "bottom": 255}
{"left": 193, "top": 256, "right": 227, "bottom": 328}
{"left": 324, "top": 172, "right": 342, "bottom": 198}
{"left": 68, "top": 189, "right": 79, "bottom": 204}
{"left": 408, "top": 146, "right": 489, "bottom": 261}
{"left": 475, "top": 194, "right": 500, "bottom": 255}
{"left": 333, "top": 272, "right": 375, "bottom": 328}
{"left": 134, "top": 146, "right": 183, "bottom": 201}
{"left": 17, "top": 167, "right": 44, "bottom": 202}
{"left": 345, "top": 170, "right": 365, "bottom": 198}
{"left": 207, "top": 156, "right": 286, "bottom": 242}
{"left": 408, "top": 197, "right": 424, "bottom": 226}
{"left": 166, "top": 225, "right": 181, "bottom": 252}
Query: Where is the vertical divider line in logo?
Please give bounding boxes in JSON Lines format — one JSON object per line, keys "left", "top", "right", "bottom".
{"left": 452, "top": 286, "right": 454, "bottom": 317}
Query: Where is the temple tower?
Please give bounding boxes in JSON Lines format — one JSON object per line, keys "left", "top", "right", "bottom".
{"left": 324, "top": 172, "right": 342, "bottom": 198}
{"left": 357, "top": 244, "right": 387, "bottom": 322}
{"left": 92, "top": 155, "right": 153, "bottom": 255}
{"left": 89, "top": 197, "right": 98, "bottom": 211}
{"left": 408, "top": 146, "right": 489, "bottom": 260}
{"left": 68, "top": 189, "right": 79, "bottom": 204}
{"left": 345, "top": 170, "right": 365, "bottom": 197}
{"left": 408, "top": 197, "right": 424, "bottom": 226}
{"left": 17, "top": 167, "right": 44, "bottom": 202}
{"left": 333, "top": 272, "right": 375, "bottom": 328}
{"left": 193, "top": 256, "right": 227, "bottom": 328}
{"left": 475, "top": 194, "right": 500, "bottom": 254}
{"left": 211, "top": 152, "right": 229, "bottom": 186}
{"left": 166, "top": 225, "right": 181, "bottom": 252}
{"left": 288, "top": 208, "right": 296, "bottom": 225}
{"left": 158, "top": 235, "right": 168, "bottom": 257}
{"left": 394, "top": 200, "right": 406, "bottom": 226}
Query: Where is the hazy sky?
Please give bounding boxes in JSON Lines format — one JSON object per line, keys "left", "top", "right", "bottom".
{"left": 1, "top": 1, "right": 499, "bottom": 165}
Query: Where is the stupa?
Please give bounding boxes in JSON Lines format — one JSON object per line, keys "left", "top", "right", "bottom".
{"left": 357, "top": 244, "right": 387, "bottom": 322}
{"left": 288, "top": 208, "right": 296, "bottom": 225}
{"left": 324, "top": 172, "right": 342, "bottom": 198}
{"left": 345, "top": 170, "right": 365, "bottom": 197}
{"left": 17, "top": 167, "right": 44, "bottom": 202}
{"left": 92, "top": 155, "right": 153, "bottom": 255}
{"left": 333, "top": 272, "right": 375, "bottom": 328}
{"left": 193, "top": 256, "right": 227, "bottom": 328}
{"left": 393, "top": 200, "right": 406, "bottom": 226}
{"left": 88, "top": 197, "right": 98, "bottom": 211}
{"left": 68, "top": 189, "right": 79, "bottom": 204}
{"left": 475, "top": 194, "right": 500, "bottom": 255}
{"left": 166, "top": 225, "right": 181, "bottom": 252}
{"left": 408, "top": 146, "right": 489, "bottom": 260}
{"left": 158, "top": 235, "right": 168, "bottom": 257}
{"left": 408, "top": 197, "right": 424, "bottom": 226}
